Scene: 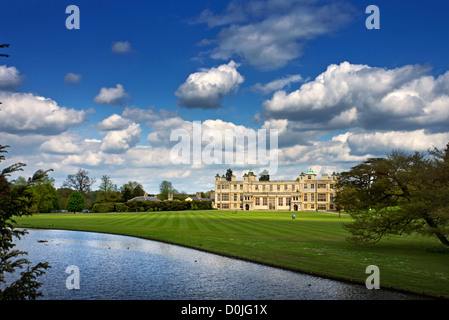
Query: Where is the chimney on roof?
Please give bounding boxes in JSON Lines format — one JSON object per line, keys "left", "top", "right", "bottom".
{"left": 168, "top": 192, "right": 173, "bottom": 201}
{"left": 196, "top": 192, "right": 202, "bottom": 199}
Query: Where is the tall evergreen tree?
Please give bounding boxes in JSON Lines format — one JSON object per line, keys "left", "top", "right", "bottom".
{"left": 225, "top": 168, "right": 233, "bottom": 181}
{"left": 0, "top": 145, "right": 51, "bottom": 299}
{"left": 259, "top": 169, "right": 270, "bottom": 181}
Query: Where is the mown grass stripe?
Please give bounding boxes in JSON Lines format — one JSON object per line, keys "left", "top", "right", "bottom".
{"left": 14, "top": 210, "right": 449, "bottom": 298}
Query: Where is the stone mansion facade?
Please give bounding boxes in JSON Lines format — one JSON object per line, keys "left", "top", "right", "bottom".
{"left": 214, "top": 169, "right": 339, "bottom": 211}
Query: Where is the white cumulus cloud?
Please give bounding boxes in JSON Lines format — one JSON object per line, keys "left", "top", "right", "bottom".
{"left": 94, "top": 84, "right": 129, "bottom": 105}
{"left": 175, "top": 60, "right": 244, "bottom": 109}
{"left": 0, "top": 91, "right": 87, "bottom": 134}
{"left": 98, "top": 114, "right": 132, "bottom": 131}
{"left": 100, "top": 122, "right": 141, "bottom": 153}
{"left": 39, "top": 134, "right": 82, "bottom": 154}
{"left": 0, "top": 65, "right": 23, "bottom": 88}
{"left": 194, "top": 0, "right": 354, "bottom": 70}
{"left": 261, "top": 61, "right": 449, "bottom": 132}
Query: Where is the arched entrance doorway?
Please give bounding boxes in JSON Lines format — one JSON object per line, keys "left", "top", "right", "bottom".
{"left": 245, "top": 204, "right": 250, "bottom": 210}
{"left": 293, "top": 204, "right": 298, "bottom": 211}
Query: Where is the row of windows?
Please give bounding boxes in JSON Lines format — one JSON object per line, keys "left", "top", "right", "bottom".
{"left": 254, "top": 197, "right": 292, "bottom": 206}
{"left": 216, "top": 183, "right": 334, "bottom": 191}
{"left": 216, "top": 203, "right": 336, "bottom": 210}
{"left": 217, "top": 193, "right": 335, "bottom": 202}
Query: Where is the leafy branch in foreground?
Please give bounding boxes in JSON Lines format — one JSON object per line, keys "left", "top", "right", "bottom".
{"left": 0, "top": 145, "right": 52, "bottom": 300}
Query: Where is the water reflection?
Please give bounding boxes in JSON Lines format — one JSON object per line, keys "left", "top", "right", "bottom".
{"left": 10, "top": 229, "right": 427, "bottom": 300}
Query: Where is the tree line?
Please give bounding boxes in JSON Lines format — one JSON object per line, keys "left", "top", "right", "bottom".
{"left": 11, "top": 168, "right": 212, "bottom": 214}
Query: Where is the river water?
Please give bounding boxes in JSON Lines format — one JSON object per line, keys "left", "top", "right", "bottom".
{"left": 8, "top": 229, "right": 427, "bottom": 300}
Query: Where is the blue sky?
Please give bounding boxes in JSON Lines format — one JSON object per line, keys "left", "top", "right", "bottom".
{"left": 1, "top": 0, "right": 449, "bottom": 194}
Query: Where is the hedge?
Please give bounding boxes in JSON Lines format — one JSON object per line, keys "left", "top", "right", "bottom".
{"left": 91, "top": 202, "right": 129, "bottom": 213}
{"left": 91, "top": 200, "right": 213, "bottom": 213}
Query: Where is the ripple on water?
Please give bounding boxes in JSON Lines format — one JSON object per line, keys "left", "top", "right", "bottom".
{"left": 8, "top": 229, "right": 428, "bottom": 300}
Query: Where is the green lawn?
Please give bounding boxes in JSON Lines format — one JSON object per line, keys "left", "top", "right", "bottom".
{"left": 14, "top": 210, "right": 449, "bottom": 298}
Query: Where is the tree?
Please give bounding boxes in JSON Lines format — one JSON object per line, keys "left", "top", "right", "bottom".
{"left": 336, "top": 145, "right": 449, "bottom": 247}
{"left": 120, "top": 181, "right": 145, "bottom": 202}
{"left": 56, "top": 187, "right": 73, "bottom": 210}
{"left": 158, "top": 180, "right": 177, "bottom": 200}
{"left": 28, "top": 176, "right": 58, "bottom": 213}
{"left": 63, "top": 168, "right": 96, "bottom": 194}
{"left": 0, "top": 145, "right": 51, "bottom": 300}
{"left": 96, "top": 175, "right": 119, "bottom": 203}
{"left": 66, "top": 191, "right": 85, "bottom": 213}
{"left": 98, "top": 175, "right": 117, "bottom": 193}
{"left": 259, "top": 169, "right": 270, "bottom": 181}
{"left": 225, "top": 168, "right": 233, "bottom": 181}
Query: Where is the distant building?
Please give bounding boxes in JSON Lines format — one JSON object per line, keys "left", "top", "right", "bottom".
{"left": 214, "top": 169, "right": 339, "bottom": 211}
{"left": 127, "top": 192, "right": 162, "bottom": 202}
{"left": 185, "top": 192, "right": 214, "bottom": 202}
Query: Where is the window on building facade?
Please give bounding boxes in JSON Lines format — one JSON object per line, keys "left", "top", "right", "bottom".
{"left": 318, "top": 204, "right": 326, "bottom": 210}
{"left": 311, "top": 193, "right": 315, "bottom": 202}
{"left": 330, "top": 184, "right": 334, "bottom": 189}
{"left": 222, "top": 193, "right": 229, "bottom": 201}
{"left": 284, "top": 185, "right": 288, "bottom": 190}
{"left": 217, "top": 194, "right": 220, "bottom": 201}
{"left": 330, "top": 194, "right": 334, "bottom": 203}
{"left": 263, "top": 197, "right": 267, "bottom": 206}
{"left": 255, "top": 197, "right": 260, "bottom": 206}
{"left": 318, "top": 183, "right": 326, "bottom": 189}
{"left": 318, "top": 193, "right": 326, "bottom": 202}
{"left": 277, "top": 185, "right": 280, "bottom": 191}
{"left": 278, "top": 198, "right": 283, "bottom": 206}
{"left": 286, "top": 198, "right": 291, "bottom": 206}
{"left": 304, "top": 194, "right": 308, "bottom": 202}
{"left": 311, "top": 184, "right": 315, "bottom": 189}
{"left": 234, "top": 193, "right": 237, "bottom": 201}
{"left": 222, "top": 204, "right": 229, "bottom": 209}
